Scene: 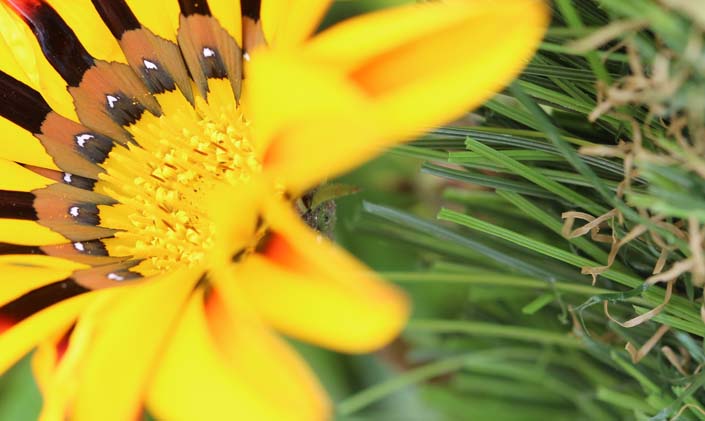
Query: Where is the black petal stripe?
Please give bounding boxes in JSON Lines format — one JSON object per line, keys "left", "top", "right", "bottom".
{"left": 241, "top": 0, "right": 261, "bottom": 20}
{"left": 0, "top": 243, "right": 44, "bottom": 255}
{"left": 178, "top": 0, "right": 211, "bottom": 16}
{"left": 0, "top": 190, "right": 37, "bottom": 220}
{"left": 0, "top": 70, "right": 51, "bottom": 133}
{"left": 7, "top": 0, "right": 94, "bottom": 87}
{"left": 0, "top": 279, "right": 89, "bottom": 327}
{"left": 90, "top": 0, "right": 141, "bottom": 40}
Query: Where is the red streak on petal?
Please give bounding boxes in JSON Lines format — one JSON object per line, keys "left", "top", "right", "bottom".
{"left": 3, "top": 0, "right": 41, "bottom": 20}
{"left": 203, "top": 288, "right": 231, "bottom": 357}
{"left": 0, "top": 316, "right": 15, "bottom": 335}
{"left": 55, "top": 325, "right": 74, "bottom": 364}
{"left": 262, "top": 233, "right": 302, "bottom": 270}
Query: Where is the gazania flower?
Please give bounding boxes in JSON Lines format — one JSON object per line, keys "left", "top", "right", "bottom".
{"left": 0, "top": 0, "right": 547, "bottom": 419}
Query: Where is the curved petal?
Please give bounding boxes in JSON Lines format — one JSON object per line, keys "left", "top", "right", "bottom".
{"left": 247, "top": 0, "right": 548, "bottom": 193}
{"left": 210, "top": 278, "right": 328, "bottom": 418}
{"left": 234, "top": 197, "right": 409, "bottom": 353}
{"left": 68, "top": 268, "right": 201, "bottom": 421}
{"left": 261, "top": 0, "right": 331, "bottom": 47}
{"left": 147, "top": 288, "right": 327, "bottom": 421}
{"left": 0, "top": 292, "right": 92, "bottom": 374}
{"left": 0, "top": 3, "right": 77, "bottom": 119}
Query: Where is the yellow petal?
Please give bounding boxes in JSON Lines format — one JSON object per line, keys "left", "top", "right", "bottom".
{"left": 148, "top": 288, "right": 321, "bottom": 421}
{"left": 261, "top": 0, "right": 331, "bottom": 47}
{"left": 237, "top": 197, "right": 409, "bottom": 353}
{"left": 0, "top": 219, "right": 68, "bottom": 246}
{"left": 247, "top": 0, "right": 547, "bottom": 193}
{"left": 0, "top": 116, "right": 59, "bottom": 170}
{"left": 125, "top": 0, "right": 180, "bottom": 42}
{"left": 209, "top": 0, "right": 243, "bottom": 46}
{"left": 244, "top": 50, "right": 371, "bottom": 192}
{"left": 0, "top": 3, "right": 77, "bottom": 120}
{"left": 0, "top": 293, "right": 92, "bottom": 374}
{"left": 0, "top": 159, "right": 52, "bottom": 191}
{"left": 211, "top": 276, "right": 329, "bottom": 419}
{"left": 70, "top": 268, "right": 200, "bottom": 421}
{"left": 45, "top": 0, "right": 126, "bottom": 63}
{"left": 0, "top": 265, "right": 75, "bottom": 308}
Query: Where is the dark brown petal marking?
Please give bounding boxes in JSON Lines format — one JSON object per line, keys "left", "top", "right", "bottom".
{"left": 0, "top": 70, "right": 51, "bottom": 134}
{"left": 22, "top": 165, "right": 97, "bottom": 191}
{"left": 0, "top": 278, "right": 89, "bottom": 333}
{"left": 0, "top": 190, "right": 37, "bottom": 220}
{"left": 37, "top": 112, "right": 112, "bottom": 179}
{"left": 69, "top": 61, "right": 162, "bottom": 145}
{"left": 39, "top": 240, "right": 122, "bottom": 266}
{"left": 241, "top": 0, "right": 265, "bottom": 53}
{"left": 0, "top": 240, "right": 119, "bottom": 266}
{"left": 91, "top": 0, "right": 194, "bottom": 102}
{"left": 120, "top": 30, "right": 195, "bottom": 102}
{"left": 178, "top": 0, "right": 211, "bottom": 16}
{"left": 240, "top": 0, "right": 260, "bottom": 21}
{"left": 5, "top": 0, "right": 94, "bottom": 87}
{"left": 71, "top": 260, "right": 142, "bottom": 289}
{"left": 90, "top": 0, "right": 141, "bottom": 39}
{"left": 177, "top": 14, "right": 242, "bottom": 99}
{"left": 0, "top": 243, "right": 44, "bottom": 255}
{"left": 0, "top": 72, "right": 113, "bottom": 179}
{"left": 32, "top": 183, "right": 117, "bottom": 241}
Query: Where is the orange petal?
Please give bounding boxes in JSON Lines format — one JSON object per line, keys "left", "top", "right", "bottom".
{"left": 235, "top": 197, "right": 409, "bottom": 353}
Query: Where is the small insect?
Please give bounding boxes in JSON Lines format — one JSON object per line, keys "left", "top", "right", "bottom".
{"left": 297, "top": 184, "right": 360, "bottom": 238}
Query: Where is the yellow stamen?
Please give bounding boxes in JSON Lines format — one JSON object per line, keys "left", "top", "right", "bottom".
{"left": 95, "top": 80, "right": 261, "bottom": 276}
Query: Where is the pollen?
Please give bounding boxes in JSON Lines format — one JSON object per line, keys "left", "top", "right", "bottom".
{"left": 94, "top": 80, "right": 261, "bottom": 276}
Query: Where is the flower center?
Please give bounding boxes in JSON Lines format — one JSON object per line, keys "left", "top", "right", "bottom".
{"left": 94, "top": 80, "right": 261, "bottom": 276}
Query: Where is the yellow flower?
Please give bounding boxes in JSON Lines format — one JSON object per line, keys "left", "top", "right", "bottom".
{"left": 0, "top": 0, "right": 547, "bottom": 420}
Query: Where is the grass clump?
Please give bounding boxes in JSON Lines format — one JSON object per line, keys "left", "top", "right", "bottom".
{"left": 336, "top": 0, "right": 705, "bottom": 419}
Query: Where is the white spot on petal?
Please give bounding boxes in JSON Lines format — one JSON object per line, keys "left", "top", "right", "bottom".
{"left": 243, "top": 52, "right": 251, "bottom": 62}
{"left": 75, "top": 133, "right": 94, "bottom": 148}
{"left": 107, "top": 272, "right": 125, "bottom": 281}
{"left": 202, "top": 47, "right": 216, "bottom": 58}
{"left": 69, "top": 206, "right": 80, "bottom": 217}
{"left": 73, "top": 242, "right": 85, "bottom": 252}
{"left": 107, "top": 95, "right": 119, "bottom": 108}
{"left": 63, "top": 173, "right": 73, "bottom": 183}
{"left": 143, "top": 59, "right": 158, "bottom": 70}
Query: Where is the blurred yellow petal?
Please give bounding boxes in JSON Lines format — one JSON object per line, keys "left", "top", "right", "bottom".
{"left": 261, "top": 0, "right": 331, "bottom": 47}
{"left": 248, "top": 0, "right": 547, "bottom": 192}
{"left": 236, "top": 198, "right": 409, "bottom": 353}
{"left": 0, "top": 266, "right": 75, "bottom": 308}
{"left": 0, "top": 293, "right": 91, "bottom": 374}
{"left": 209, "top": 277, "right": 329, "bottom": 419}
{"left": 70, "top": 268, "right": 200, "bottom": 421}
{"left": 148, "top": 288, "right": 311, "bottom": 421}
